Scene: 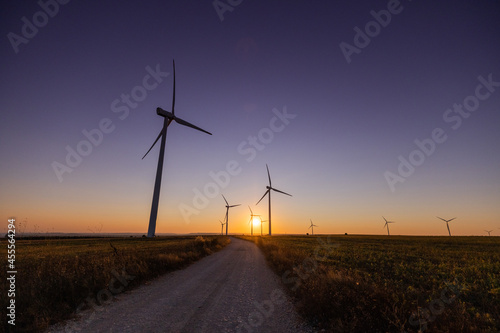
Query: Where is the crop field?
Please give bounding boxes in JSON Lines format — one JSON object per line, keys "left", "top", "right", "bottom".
{"left": 0, "top": 235, "right": 230, "bottom": 332}
{"left": 238, "top": 235, "right": 500, "bottom": 332}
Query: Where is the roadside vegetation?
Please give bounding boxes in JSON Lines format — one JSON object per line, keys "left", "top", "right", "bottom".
{"left": 238, "top": 235, "right": 500, "bottom": 332}
{"left": 0, "top": 235, "right": 230, "bottom": 332}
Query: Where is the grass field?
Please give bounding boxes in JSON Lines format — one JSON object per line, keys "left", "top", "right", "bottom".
{"left": 0, "top": 235, "right": 230, "bottom": 332}
{"left": 237, "top": 235, "right": 500, "bottom": 332}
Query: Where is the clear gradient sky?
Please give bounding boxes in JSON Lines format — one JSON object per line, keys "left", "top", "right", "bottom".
{"left": 1, "top": 0, "right": 499, "bottom": 236}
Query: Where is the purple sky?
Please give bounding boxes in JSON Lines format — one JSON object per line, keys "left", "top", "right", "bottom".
{"left": 1, "top": 0, "right": 499, "bottom": 235}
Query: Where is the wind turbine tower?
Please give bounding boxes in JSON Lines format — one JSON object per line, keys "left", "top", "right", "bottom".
{"left": 382, "top": 216, "right": 395, "bottom": 236}
{"left": 260, "top": 219, "right": 268, "bottom": 236}
{"left": 256, "top": 164, "right": 292, "bottom": 236}
{"left": 308, "top": 220, "right": 318, "bottom": 235}
{"left": 219, "top": 220, "right": 225, "bottom": 235}
{"left": 222, "top": 194, "right": 240, "bottom": 235}
{"left": 143, "top": 60, "right": 212, "bottom": 237}
{"left": 437, "top": 217, "right": 456, "bottom": 236}
{"left": 248, "top": 206, "right": 260, "bottom": 236}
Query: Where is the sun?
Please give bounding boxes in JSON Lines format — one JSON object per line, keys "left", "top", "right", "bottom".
{"left": 252, "top": 217, "right": 261, "bottom": 227}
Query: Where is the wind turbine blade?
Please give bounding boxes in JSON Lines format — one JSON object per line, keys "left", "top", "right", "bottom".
{"left": 222, "top": 194, "right": 229, "bottom": 206}
{"left": 171, "top": 59, "right": 175, "bottom": 116}
{"left": 383, "top": 216, "right": 388, "bottom": 223}
{"left": 256, "top": 190, "right": 269, "bottom": 205}
{"left": 436, "top": 216, "right": 447, "bottom": 222}
{"left": 174, "top": 116, "right": 212, "bottom": 135}
{"left": 229, "top": 204, "right": 241, "bottom": 208}
{"left": 271, "top": 188, "right": 292, "bottom": 196}
{"left": 248, "top": 206, "right": 253, "bottom": 215}
{"left": 448, "top": 217, "right": 457, "bottom": 222}
{"left": 142, "top": 129, "right": 163, "bottom": 159}
{"left": 266, "top": 164, "right": 271, "bottom": 186}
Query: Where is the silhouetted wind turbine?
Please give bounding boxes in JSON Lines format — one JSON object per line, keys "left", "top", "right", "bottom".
{"left": 437, "top": 217, "right": 456, "bottom": 236}
{"left": 382, "top": 216, "right": 395, "bottom": 236}
{"left": 308, "top": 219, "right": 318, "bottom": 235}
{"left": 143, "top": 60, "right": 212, "bottom": 238}
{"left": 485, "top": 230, "right": 493, "bottom": 236}
{"left": 260, "top": 219, "right": 267, "bottom": 236}
{"left": 256, "top": 164, "right": 292, "bottom": 236}
{"left": 222, "top": 194, "right": 240, "bottom": 235}
{"left": 219, "top": 220, "right": 226, "bottom": 235}
{"left": 248, "top": 206, "right": 260, "bottom": 236}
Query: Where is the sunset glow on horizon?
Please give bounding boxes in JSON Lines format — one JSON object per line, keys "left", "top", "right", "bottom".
{"left": 1, "top": 1, "right": 499, "bottom": 237}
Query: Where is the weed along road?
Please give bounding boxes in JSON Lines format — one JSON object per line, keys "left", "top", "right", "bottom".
{"left": 50, "top": 237, "right": 313, "bottom": 333}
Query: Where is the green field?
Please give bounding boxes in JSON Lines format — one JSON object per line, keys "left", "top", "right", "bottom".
{"left": 237, "top": 235, "right": 500, "bottom": 332}
{"left": 0, "top": 235, "right": 230, "bottom": 332}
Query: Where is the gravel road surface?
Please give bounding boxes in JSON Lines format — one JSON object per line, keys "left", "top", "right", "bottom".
{"left": 49, "top": 237, "right": 315, "bottom": 333}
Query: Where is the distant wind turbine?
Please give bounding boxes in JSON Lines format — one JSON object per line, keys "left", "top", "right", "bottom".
{"left": 437, "top": 217, "right": 456, "bottom": 236}
{"left": 222, "top": 194, "right": 240, "bottom": 235}
{"left": 485, "top": 230, "right": 493, "bottom": 236}
{"left": 143, "top": 60, "right": 212, "bottom": 238}
{"left": 260, "top": 219, "right": 268, "bottom": 236}
{"left": 256, "top": 164, "right": 292, "bottom": 236}
{"left": 308, "top": 220, "right": 318, "bottom": 235}
{"left": 382, "top": 216, "right": 395, "bottom": 236}
{"left": 248, "top": 206, "right": 260, "bottom": 236}
{"left": 219, "top": 220, "right": 225, "bottom": 235}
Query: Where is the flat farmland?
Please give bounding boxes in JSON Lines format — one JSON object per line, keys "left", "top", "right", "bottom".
{"left": 0, "top": 235, "right": 230, "bottom": 332}
{"left": 238, "top": 235, "right": 500, "bottom": 332}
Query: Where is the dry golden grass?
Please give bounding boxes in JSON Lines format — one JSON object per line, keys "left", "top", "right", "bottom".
{"left": 0, "top": 235, "right": 230, "bottom": 332}
{"left": 237, "top": 235, "right": 500, "bottom": 332}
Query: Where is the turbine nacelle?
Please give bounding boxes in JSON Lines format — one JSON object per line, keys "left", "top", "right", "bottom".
{"left": 156, "top": 107, "right": 174, "bottom": 119}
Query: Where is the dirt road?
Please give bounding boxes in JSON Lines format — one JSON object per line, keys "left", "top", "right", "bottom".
{"left": 49, "top": 237, "right": 314, "bottom": 333}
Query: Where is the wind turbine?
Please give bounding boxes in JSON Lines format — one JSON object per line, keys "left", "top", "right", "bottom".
{"left": 260, "top": 219, "right": 268, "bottom": 236}
{"left": 219, "top": 220, "right": 225, "bottom": 235}
{"left": 256, "top": 164, "right": 292, "bottom": 236}
{"left": 222, "top": 194, "right": 240, "bottom": 235}
{"left": 308, "top": 219, "right": 318, "bottom": 235}
{"left": 143, "top": 60, "right": 212, "bottom": 238}
{"left": 248, "top": 206, "right": 260, "bottom": 236}
{"left": 437, "top": 217, "right": 456, "bottom": 236}
{"left": 382, "top": 216, "right": 395, "bottom": 236}
{"left": 485, "top": 230, "right": 493, "bottom": 236}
